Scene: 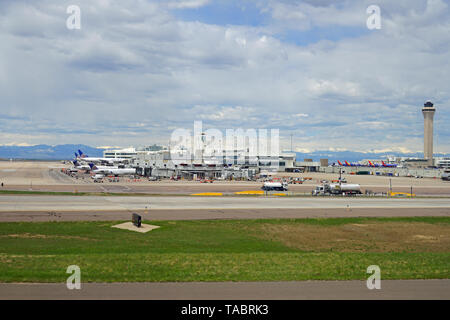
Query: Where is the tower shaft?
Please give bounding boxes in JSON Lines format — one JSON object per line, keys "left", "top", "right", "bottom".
{"left": 422, "top": 102, "right": 436, "bottom": 165}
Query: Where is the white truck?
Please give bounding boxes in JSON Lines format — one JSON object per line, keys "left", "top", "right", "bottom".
{"left": 91, "top": 174, "right": 104, "bottom": 183}
{"left": 262, "top": 182, "right": 288, "bottom": 191}
{"left": 312, "top": 183, "right": 361, "bottom": 196}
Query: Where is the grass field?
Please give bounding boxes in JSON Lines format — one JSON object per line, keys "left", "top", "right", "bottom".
{"left": 0, "top": 217, "right": 449, "bottom": 282}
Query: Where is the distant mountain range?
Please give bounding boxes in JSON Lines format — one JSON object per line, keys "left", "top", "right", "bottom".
{"left": 0, "top": 144, "right": 448, "bottom": 162}
{"left": 0, "top": 144, "right": 103, "bottom": 160}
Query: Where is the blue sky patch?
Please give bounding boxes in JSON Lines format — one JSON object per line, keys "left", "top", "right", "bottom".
{"left": 171, "top": 0, "right": 269, "bottom": 27}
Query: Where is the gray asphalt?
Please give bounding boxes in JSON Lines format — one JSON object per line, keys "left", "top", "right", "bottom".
{"left": 1, "top": 195, "right": 450, "bottom": 212}
{"left": 1, "top": 208, "right": 449, "bottom": 222}
{"left": 1, "top": 280, "right": 449, "bottom": 300}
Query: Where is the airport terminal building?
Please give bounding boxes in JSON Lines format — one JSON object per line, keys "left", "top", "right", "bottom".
{"left": 102, "top": 145, "right": 448, "bottom": 179}
{"left": 102, "top": 102, "right": 447, "bottom": 179}
{"left": 104, "top": 147, "right": 300, "bottom": 179}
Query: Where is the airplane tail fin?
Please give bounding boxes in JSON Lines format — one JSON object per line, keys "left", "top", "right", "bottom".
{"left": 78, "top": 150, "right": 87, "bottom": 158}
{"left": 88, "top": 163, "right": 97, "bottom": 170}
{"left": 338, "top": 160, "right": 343, "bottom": 166}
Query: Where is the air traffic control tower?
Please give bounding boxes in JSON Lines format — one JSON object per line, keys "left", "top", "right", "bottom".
{"left": 422, "top": 101, "right": 436, "bottom": 165}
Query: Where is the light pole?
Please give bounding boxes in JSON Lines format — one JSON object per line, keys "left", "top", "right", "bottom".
{"left": 389, "top": 178, "right": 392, "bottom": 197}
{"left": 290, "top": 134, "right": 293, "bottom": 152}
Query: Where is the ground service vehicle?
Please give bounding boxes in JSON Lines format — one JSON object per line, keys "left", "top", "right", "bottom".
{"left": 91, "top": 174, "right": 104, "bottom": 183}
{"left": 312, "top": 183, "right": 361, "bottom": 196}
{"left": 262, "top": 182, "right": 288, "bottom": 191}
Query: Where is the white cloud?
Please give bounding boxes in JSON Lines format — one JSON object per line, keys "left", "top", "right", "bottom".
{"left": 1, "top": 142, "right": 35, "bottom": 147}
{"left": 295, "top": 147, "right": 312, "bottom": 153}
{"left": 307, "top": 79, "right": 361, "bottom": 97}
{"left": 196, "top": 106, "right": 255, "bottom": 121}
{"left": 168, "top": 0, "right": 210, "bottom": 9}
{"left": 267, "top": 0, "right": 367, "bottom": 30}
{"left": 0, "top": 0, "right": 449, "bottom": 153}
{"left": 371, "top": 147, "right": 415, "bottom": 154}
{"left": 96, "top": 146, "right": 122, "bottom": 149}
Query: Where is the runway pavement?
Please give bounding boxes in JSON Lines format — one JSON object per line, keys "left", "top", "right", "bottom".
{"left": 1, "top": 280, "right": 449, "bottom": 300}
{"left": 1, "top": 208, "right": 449, "bottom": 222}
{"left": 1, "top": 195, "right": 450, "bottom": 212}
{"left": 3, "top": 183, "right": 450, "bottom": 195}
{"left": 1, "top": 195, "right": 449, "bottom": 221}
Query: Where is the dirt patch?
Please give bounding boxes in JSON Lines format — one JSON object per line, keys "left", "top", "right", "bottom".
{"left": 252, "top": 222, "right": 450, "bottom": 253}
{"left": 411, "top": 235, "right": 440, "bottom": 242}
{"left": 0, "top": 254, "right": 13, "bottom": 263}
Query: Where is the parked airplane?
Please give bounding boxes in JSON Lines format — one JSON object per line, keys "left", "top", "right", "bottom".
{"left": 85, "top": 162, "right": 120, "bottom": 170}
{"left": 72, "top": 160, "right": 91, "bottom": 171}
{"left": 77, "top": 150, "right": 127, "bottom": 164}
{"left": 338, "top": 160, "right": 359, "bottom": 167}
{"left": 368, "top": 160, "right": 381, "bottom": 167}
{"left": 339, "top": 160, "right": 374, "bottom": 167}
{"left": 382, "top": 161, "right": 398, "bottom": 168}
{"left": 88, "top": 163, "right": 136, "bottom": 176}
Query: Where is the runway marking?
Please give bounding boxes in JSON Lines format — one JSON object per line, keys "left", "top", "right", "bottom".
{"left": 191, "top": 193, "right": 223, "bottom": 196}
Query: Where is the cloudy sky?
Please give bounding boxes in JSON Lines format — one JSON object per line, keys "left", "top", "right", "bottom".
{"left": 0, "top": 0, "right": 449, "bottom": 153}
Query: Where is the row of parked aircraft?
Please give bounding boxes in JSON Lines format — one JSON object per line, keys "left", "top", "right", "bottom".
{"left": 71, "top": 150, "right": 136, "bottom": 179}
{"left": 75, "top": 150, "right": 128, "bottom": 164}
{"left": 337, "top": 160, "right": 398, "bottom": 168}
